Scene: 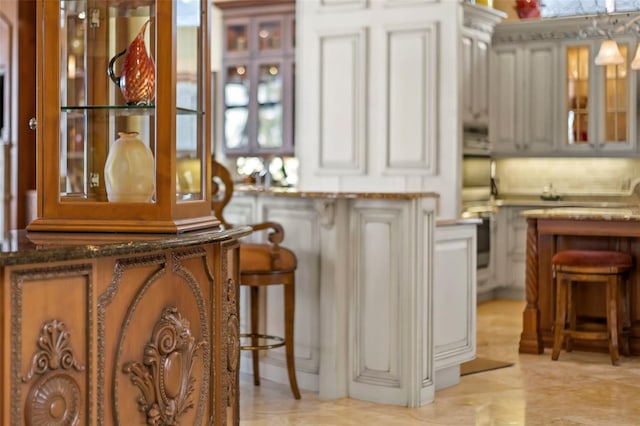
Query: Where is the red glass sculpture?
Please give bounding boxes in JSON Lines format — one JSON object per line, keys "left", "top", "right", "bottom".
{"left": 108, "top": 19, "right": 155, "bottom": 105}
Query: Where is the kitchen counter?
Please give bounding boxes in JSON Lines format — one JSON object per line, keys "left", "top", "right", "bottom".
{"left": 518, "top": 207, "right": 640, "bottom": 356}
{"left": 494, "top": 196, "right": 636, "bottom": 209}
{"left": 225, "top": 186, "right": 474, "bottom": 406}
{"left": 521, "top": 207, "right": 640, "bottom": 221}
{"left": 235, "top": 184, "right": 439, "bottom": 200}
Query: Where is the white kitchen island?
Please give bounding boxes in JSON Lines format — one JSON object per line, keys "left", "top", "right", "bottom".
{"left": 227, "top": 188, "right": 477, "bottom": 407}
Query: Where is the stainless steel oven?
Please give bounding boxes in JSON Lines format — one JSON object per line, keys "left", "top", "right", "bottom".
{"left": 462, "top": 155, "right": 494, "bottom": 271}
{"left": 462, "top": 207, "right": 494, "bottom": 270}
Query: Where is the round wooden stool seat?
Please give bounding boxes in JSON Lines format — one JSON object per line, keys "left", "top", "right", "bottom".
{"left": 551, "top": 250, "right": 632, "bottom": 365}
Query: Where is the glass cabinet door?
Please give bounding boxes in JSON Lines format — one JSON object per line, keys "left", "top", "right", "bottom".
{"left": 565, "top": 45, "right": 590, "bottom": 145}
{"left": 604, "top": 44, "right": 628, "bottom": 143}
{"left": 225, "top": 20, "right": 249, "bottom": 54}
{"left": 176, "top": 0, "right": 205, "bottom": 201}
{"left": 564, "top": 40, "right": 632, "bottom": 150}
{"left": 219, "top": 2, "right": 295, "bottom": 157}
{"left": 224, "top": 64, "right": 250, "bottom": 151}
{"left": 256, "top": 18, "right": 283, "bottom": 52}
{"left": 256, "top": 63, "right": 283, "bottom": 149}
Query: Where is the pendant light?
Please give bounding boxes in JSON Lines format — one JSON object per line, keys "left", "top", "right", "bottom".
{"left": 632, "top": 43, "right": 640, "bottom": 70}
{"left": 595, "top": 39, "right": 625, "bottom": 65}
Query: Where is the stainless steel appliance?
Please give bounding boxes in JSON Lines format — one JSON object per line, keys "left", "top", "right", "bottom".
{"left": 462, "top": 156, "right": 495, "bottom": 271}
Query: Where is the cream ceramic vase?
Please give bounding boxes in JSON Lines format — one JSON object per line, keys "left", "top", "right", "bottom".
{"left": 104, "top": 131, "right": 155, "bottom": 202}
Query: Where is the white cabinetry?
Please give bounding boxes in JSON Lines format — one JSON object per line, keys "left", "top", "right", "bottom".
{"left": 462, "top": 5, "right": 505, "bottom": 128}
{"left": 297, "top": 0, "right": 462, "bottom": 219}
{"left": 558, "top": 37, "right": 638, "bottom": 155}
{"left": 489, "top": 41, "right": 558, "bottom": 155}
{"left": 434, "top": 222, "right": 477, "bottom": 391}
{"left": 229, "top": 191, "right": 442, "bottom": 407}
{"left": 494, "top": 206, "right": 528, "bottom": 300}
{"left": 491, "top": 14, "right": 640, "bottom": 157}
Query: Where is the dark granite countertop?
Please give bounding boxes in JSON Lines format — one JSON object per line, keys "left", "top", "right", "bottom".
{"left": 0, "top": 227, "right": 252, "bottom": 266}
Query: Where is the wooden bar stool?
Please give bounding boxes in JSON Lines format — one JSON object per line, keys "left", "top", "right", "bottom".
{"left": 211, "top": 159, "right": 301, "bottom": 399}
{"left": 239, "top": 231, "right": 301, "bottom": 399}
{"left": 551, "top": 249, "right": 632, "bottom": 365}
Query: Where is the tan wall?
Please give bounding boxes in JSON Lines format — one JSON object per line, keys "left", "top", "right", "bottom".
{"left": 492, "top": 0, "right": 520, "bottom": 21}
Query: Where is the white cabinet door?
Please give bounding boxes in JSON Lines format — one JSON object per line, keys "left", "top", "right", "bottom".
{"left": 523, "top": 42, "right": 558, "bottom": 153}
{"left": 490, "top": 42, "right": 558, "bottom": 155}
{"left": 490, "top": 44, "right": 521, "bottom": 153}
{"left": 434, "top": 223, "right": 476, "bottom": 389}
{"left": 494, "top": 206, "right": 527, "bottom": 300}
{"left": 462, "top": 28, "right": 491, "bottom": 127}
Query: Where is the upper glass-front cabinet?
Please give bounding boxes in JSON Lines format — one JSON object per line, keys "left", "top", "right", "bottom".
{"left": 563, "top": 39, "right": 636, "bottom": 152}
{"left": 216, "top": 1, "right": 295, "bottom": 157}
{"left": 29, "top": 0, "right": 218, "bottom": 233}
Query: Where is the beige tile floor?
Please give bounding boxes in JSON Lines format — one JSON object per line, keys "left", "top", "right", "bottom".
{"left": 239, "top": 299, "right": 640, "bottom": 425}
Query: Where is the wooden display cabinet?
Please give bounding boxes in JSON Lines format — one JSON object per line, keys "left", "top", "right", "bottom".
{"left": 28, "top": 0, "right": 218, "bottom": 233}
{"left": 216, "top": 0, "right": 295, "bottom": 157}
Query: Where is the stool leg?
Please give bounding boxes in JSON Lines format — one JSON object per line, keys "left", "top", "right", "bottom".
{"left": 606, "top": 277, "right": 620, "bottom": 366}
{"left": 566, "top": 281, "right": 575, "bottom": 352}
{"left": 552, "top": 275, "right": 567, "bottom": 361}
{"left": 620, "top": 276, "right": 631, "bottom": 357}
{"left": 284, "top": 282, "right": 301, "bottom": 399}
{"left": 250, "top": 286, "right": 261, "bottom": 385}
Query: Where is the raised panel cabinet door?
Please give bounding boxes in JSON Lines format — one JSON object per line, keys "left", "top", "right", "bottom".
{"left": 462, "top": 33, "right": 474, "bottom": 124}
{"left": 472, "top": 37, "right": 490, "bottom": 126}
{"left": 433, "top": 224, "right": 476, "bottom": 370}
{"left": 506, "top": 207, "right": 528, "bottom": 292}
{"left": 462, "top": 30, "right": 491, "bottom": 126}
{"left": 489, "top": 44, "right": 521, "bottom": 153}
{"left": 522, "top": 42, "right": 558, "bottom": 153}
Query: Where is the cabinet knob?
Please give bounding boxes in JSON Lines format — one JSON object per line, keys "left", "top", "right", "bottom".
{"left": 28, "top": 118, "right": 37, "bottom": 130}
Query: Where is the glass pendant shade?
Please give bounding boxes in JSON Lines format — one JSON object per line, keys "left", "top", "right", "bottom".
{"left": 631, "top": 44, "right": 640, "bottom": 70}
{"left": 595, "top": 40, "right": 625, "bottom": 65}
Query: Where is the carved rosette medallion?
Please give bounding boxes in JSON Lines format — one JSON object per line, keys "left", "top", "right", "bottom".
{"left": 22, "top": 320, "right": 85, "bottom": 426}
{"left": 25, "top": 374, "right": 81, "bottom": 426}
{"left": 122, "top": 306, "right": 207, "bottom": 425}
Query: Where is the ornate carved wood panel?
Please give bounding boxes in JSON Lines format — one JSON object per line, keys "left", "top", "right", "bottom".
{"left": 3, "top": 240, "right": 241, "bottom": 425}
{"left": 9, "top": 262, "right": 93, "bottom": 425}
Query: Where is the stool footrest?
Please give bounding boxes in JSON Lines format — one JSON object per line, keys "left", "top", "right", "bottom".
{"left": 240, "top": 332, "right": 285, "bottom": 350}
{"left": 564, "top": 330, "right": 609, "bottom": 340}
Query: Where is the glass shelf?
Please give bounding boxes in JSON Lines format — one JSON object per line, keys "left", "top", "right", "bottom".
{"left": 61, "top": 105, "right": 204, "bottom": 115}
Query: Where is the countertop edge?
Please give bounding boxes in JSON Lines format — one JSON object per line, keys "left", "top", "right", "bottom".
{"left": 0, "top": 227, "right": 253, "bottom": 267}
{"left": 234, "top": 186, "right": 439, "bottom": 200}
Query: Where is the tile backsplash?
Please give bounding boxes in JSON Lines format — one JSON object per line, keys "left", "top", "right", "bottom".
{"left": 494, "top": 158, "right": 640, "bottom": 196}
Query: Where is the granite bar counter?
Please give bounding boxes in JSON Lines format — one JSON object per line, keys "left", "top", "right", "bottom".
{"left": 225, "top": 186, "right": 477, "bottom": 406}
{"left": 518, "top": 207, "right": 640, "bottom": 356}
{"left": 1, "top": 226, "right": 251, "bottom": 425}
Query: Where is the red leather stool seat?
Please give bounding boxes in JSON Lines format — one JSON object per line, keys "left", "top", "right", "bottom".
{"left": 551, "top": 249, "right": 632, "bottom": 365}
{"left": 552, "top": 250, "right": 632, "bottom": 273}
